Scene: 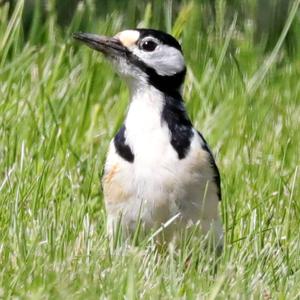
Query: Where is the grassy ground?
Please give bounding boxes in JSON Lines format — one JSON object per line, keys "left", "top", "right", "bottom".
{"left": 0, "top": 1, "right": 300, "bottom": 299}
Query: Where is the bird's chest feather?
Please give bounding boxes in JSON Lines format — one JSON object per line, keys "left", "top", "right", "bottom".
{"left": 103, "top": 135, "right": 215, "bottom": 235}
{"left": 102, "top": 88, "right": 216, "bottom": 232}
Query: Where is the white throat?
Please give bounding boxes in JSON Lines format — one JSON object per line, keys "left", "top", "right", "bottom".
{"left": 125, "top": 85, "right": 164, "bottom": 137}
{"left": 124, "top": 85, "right": 172, "bottom": 162}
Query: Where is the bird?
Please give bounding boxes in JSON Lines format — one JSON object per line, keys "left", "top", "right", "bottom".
{"left": 73, "top": 28, "right": 223, "bottom": 249}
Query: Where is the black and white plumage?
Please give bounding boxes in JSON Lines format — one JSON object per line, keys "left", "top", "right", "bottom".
{"left": 74, "top": 29, "right": 223, "bottom": 247}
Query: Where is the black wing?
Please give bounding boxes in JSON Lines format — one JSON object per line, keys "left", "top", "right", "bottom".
{"left": 197, "top": 131, "right": 221, "bottom": 201}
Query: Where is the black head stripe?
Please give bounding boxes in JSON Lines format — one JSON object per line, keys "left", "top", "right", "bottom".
{"left": 126, "top": 51, "right": 186, "bottom": 96}
{"left": 148, "top": 68, "right": 186, "bottom": 96}
{"left": 136, "top": 29, "right": 183, "bottom": 52}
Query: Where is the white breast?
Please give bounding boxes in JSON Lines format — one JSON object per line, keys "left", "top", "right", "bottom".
{"left": 102, "top": 85, "right": 223, "bottom": 244}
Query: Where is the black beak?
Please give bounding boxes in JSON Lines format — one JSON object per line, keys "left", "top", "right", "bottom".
{"left": 73, "top": 32, "right": 128, "bottom": 56}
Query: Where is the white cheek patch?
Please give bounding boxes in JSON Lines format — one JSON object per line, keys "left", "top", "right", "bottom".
{"left": 133, "top": 45, "right": 185, "bottom": 76}
{"left": 115, "top": 30, "right": 140, "bottom": 48}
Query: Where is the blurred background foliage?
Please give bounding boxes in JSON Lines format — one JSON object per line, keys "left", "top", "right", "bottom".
{"left": 1, "top": 0, "right": 299, "bottom": 57}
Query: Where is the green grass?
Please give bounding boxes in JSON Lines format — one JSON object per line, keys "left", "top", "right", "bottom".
{"left": 1, "top": 0, "right": 300, "bottom": 298}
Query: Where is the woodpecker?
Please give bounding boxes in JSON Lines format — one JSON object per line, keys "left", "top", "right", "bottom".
{"left": 74, "top": 29, "right": 223, "bottom": 248}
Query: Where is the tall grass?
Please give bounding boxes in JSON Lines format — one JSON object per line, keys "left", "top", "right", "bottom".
{"left": 0, "top": 0, "right": 299, "bottom": 298}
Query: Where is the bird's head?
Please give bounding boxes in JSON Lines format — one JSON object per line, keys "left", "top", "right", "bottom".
{"left": 73, "top": 29, "right": 186, "bottom": 95}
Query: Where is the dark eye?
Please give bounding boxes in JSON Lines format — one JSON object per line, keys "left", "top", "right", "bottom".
{"left": 140, "top": 40, "right": 158, "bottom": 52}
